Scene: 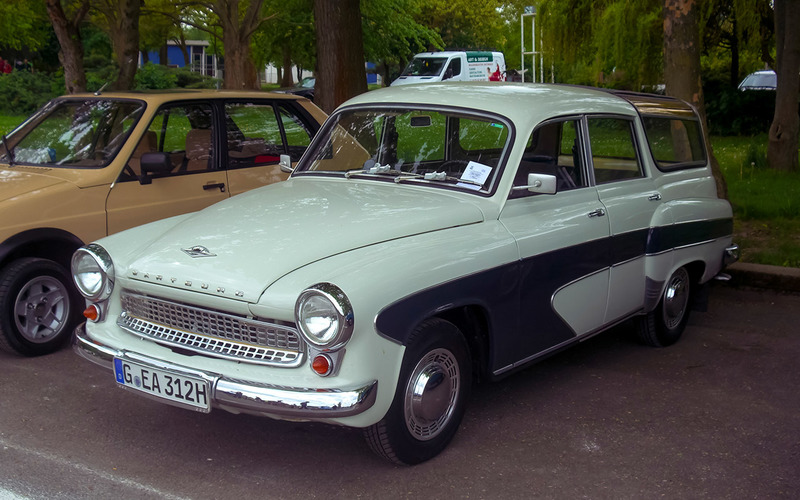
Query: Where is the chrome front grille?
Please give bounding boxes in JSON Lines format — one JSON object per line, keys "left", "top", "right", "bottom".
{"left": 118, "top": 291, "right": 303, "bottom": 366}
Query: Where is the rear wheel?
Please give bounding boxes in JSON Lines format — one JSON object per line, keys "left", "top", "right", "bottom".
{"left": 636, "top": 266, "right": 692, "bottom": 347}
{"left": 0, "top": 258, "right": 82, "bottom": 356}
{"left": 364, "top": 318, "right": 471, "bottom": 465}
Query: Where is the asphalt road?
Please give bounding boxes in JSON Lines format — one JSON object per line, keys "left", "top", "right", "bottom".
{"left": 1, "top": 284, "right": 798, "bottom": 499}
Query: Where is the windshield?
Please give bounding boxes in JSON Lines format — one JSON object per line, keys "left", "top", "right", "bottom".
{"left": 1, "top": 99, "right": 144, "bottom": 168}
{"left": 401, "top": 57, "right": 448, "bottom": 77}
{"left": 297, "top": 107, "right": 511, "bottom": 193}
{"left": 739, "top": 72, "right": 776, "bottom": 90}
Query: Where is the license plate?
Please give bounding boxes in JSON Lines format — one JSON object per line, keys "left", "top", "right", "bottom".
{"left": 113, "top": 358, "right": 211, "bottom": 412}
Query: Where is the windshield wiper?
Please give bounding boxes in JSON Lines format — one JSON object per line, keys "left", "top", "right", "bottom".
{"left": 344, "top": 162, "right": 403, "bottom": 179}
{"left": 2, "top": 134, "right": 15, "bottom": 166}
{"left": 394, "top": 171, "right": 483, "bottom": 187}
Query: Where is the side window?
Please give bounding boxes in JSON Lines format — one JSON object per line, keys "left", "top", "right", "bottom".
{"left": 512, "top": 119, "right": 585, "bottom": 198}
{"left": 443, "top": 58, "right": 461, "bottom": 80}
{"left": 641, "top": 116, "right": 706, "bottom": 170}
{"left": 225, "top": 102, "right": 282, "bottom": 169}
{"left": 121, "top": 103, "right": 214, "bottom": 182}
{"left": 587, "top": 117, "right": 642, "bottom": 184}
{"left": 278, "top": 104, "right": 314, "bottom": 161}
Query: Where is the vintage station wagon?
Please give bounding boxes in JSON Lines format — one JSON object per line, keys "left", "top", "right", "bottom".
{"left": 73, "top": 83, "right": 738, "bottom": 464}
{"left": 0, "top": 90, "right": 325, "bottom": 356}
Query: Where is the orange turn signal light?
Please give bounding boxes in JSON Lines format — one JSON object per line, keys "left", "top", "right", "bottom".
{"left": 83, "top": 304, "right": 100, "bottom": 322}
{"left": 311, "top": 354, "right": 331, "bottom": 376}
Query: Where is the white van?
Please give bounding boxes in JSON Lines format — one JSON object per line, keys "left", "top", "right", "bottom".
{"left": 391, "top": 51, "right": 506, "bottom": 86}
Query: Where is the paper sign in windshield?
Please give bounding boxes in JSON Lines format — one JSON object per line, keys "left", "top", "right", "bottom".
{"left": 458, "top": 161, "right": 492, "bottom": 190}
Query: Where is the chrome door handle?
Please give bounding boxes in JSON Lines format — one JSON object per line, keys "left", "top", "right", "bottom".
{"left": 588, "top": 208, "right": 606, "bottom": 218}
{"left": 648, "top": 193, "right": 662, "bottom": 201}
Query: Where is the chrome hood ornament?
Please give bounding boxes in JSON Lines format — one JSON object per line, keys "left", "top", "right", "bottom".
{"left": 181, "top": 245, "right": 216, "bottom": 258}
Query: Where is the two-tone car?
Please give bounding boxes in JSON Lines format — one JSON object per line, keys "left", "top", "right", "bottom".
{"left": 0, "top": 90, "right": 326, "bottom": 356}
{"left": 72, "top": 83, "right": 738, "bottom": 464}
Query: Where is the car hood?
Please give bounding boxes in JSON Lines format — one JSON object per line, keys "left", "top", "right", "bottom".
{"left": 123, "top": 178, "right": 485, "bottom": 302}
{"left": 0, "top": 165, "right": 69, "bottom": 201}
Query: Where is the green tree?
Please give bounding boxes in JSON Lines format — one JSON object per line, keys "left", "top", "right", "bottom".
{"left": 417, "top": 0, "right": 505, "bottom": 51}
{"left": 46, "top": 0, "right": 90, "bottom": 94}
{"left": 0, "top": 1, "right": 49, "bottom": 52}
{"left": 92, "top": 0, "right": 142, "bottom": 90}
{"left": 361, "top": 0, "right": 443, "bottom": 84}
{"left": 253, "top": 0, "right": 315, "bottom": 87}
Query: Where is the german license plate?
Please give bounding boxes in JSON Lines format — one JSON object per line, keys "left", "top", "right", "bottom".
{"left": 113, "top": 358, "right": 211, "bottom": 412}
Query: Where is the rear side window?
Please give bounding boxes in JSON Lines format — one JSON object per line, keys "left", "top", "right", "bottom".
{"left": 641, "top": 116, "right": 706, "bottom": 170}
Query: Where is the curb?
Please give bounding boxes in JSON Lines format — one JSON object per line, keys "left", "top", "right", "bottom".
{"left": 726, "top": 262, "right": 800, "bottom": 293}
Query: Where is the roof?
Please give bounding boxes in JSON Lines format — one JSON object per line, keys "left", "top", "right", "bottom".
{"left": 340, "top": 82, "right": 641, "bottom": 128}
{"left": 62, "top": 89, "right": 307, "bottom": 103}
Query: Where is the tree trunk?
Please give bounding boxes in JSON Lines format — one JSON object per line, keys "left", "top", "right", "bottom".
{"left": 663, "top": 0, "right": 728, "bottom": 199}
{"left": 216, "top": 0, "right": 264, "bottom": 89}
{"left": 767, "top": 0, "right": 800, "bottom": 172}
{"left": 281, "top": 44, "right": 294, "bottom": 87}
{"left": 313, "top": 0, "right": 367, "bottom": 113}
{"left": 96, "top": 0, "right": 142, "bottom": 90}
{"left": 159, "top": 43, "right": 168, "bottom": 66}
{"left": 45, "top": 0, "right": 88, "bottom": 94}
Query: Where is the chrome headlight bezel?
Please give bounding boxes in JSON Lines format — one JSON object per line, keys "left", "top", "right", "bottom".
{"left": 71, "top": 243, "right": 115, "bottom": 302}
{"left": 294, "top": 283, "right": 354, "bottom": 350}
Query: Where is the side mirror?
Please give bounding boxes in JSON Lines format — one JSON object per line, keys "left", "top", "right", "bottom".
{"left": 139, "top": 152, "right": 173, "bottom": 185}
{"left": 511, "top": 172, "right": 557, "bottom": 195}
{"left": 279, "top": 154, "right": 293, "bottom": 173}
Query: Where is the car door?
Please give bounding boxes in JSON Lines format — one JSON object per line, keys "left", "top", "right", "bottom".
{"left": 105, "top": 101, "right": 228, "bottom": 235}
{"left": 499, "top": 118, "right": 611, "bottom": 367}
{"left": 222, "top": 100, "right": 316, "bottom": 196}
{"left": 586, "top": 115, "right": 661, "bottom": 323}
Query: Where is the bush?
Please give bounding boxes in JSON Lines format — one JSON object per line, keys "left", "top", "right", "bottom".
{"left": 0, "top": 71, "right": 59, "bottom": 115}
{"left": 704, "top": 81, "right": 776, "bottom": 136}
{"left": 134, "top": 63, "right": 219, "bottom": 90}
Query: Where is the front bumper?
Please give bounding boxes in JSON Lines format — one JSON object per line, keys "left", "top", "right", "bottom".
{"left": 73, "top": 323, "right": 378, "bottom": 419}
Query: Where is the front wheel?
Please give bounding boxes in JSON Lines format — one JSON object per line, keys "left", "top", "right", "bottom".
{"left": 0, "top": 258, "right": 82, "bottom": 356}
{"left": 364, "top": 318, "right": 471, "bottom": 465}
{"left": 636, "top": 266, "right": 692, "bottom": 347}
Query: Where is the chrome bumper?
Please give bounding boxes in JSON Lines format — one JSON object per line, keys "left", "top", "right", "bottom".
{"left": 73, "top": 323, "right": 378, "bottom": 419}
{"left": 724, "top": 244, "right": 740, "bottom": 267}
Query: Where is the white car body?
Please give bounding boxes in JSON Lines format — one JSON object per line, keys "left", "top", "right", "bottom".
{"left": 74, "top": 83, "right": 737, "bottom": 464}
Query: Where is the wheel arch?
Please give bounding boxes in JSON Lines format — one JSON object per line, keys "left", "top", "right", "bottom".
{"left": 0, "top": 228, "right": 85, "bottom": 271}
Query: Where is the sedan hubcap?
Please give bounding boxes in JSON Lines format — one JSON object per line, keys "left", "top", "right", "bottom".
{"left": 14, "top": 277, "right": 69, "bottom": 343}
{"left": 404, "top": 348, "right": 460, "bottom": 441}
{"left": 662, "top": 268, "right": 690, "bottom": 330}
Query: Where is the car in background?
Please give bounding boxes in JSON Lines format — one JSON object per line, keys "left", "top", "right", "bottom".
{"left": 0, "top": 90, "right": 326, "bottom": 356}
{"left": 738, "top": 69, "right": 776, "bottom": 90}
{"left": 73, "top": 83, "right": 737, "bottom": 464}
{"left": 275, "top": 77, "right": 316, "bottom": 100}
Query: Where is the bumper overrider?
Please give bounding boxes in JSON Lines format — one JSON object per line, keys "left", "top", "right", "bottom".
{"left": 73, "top": 323, "right": 378, "bottom": 419}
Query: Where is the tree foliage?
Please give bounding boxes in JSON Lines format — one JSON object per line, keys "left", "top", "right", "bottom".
{"left": 0, "top": 1, "right": 50, "bottom": 52}
{"left": 361, "top": 0, "right": 442, "bottom": 80}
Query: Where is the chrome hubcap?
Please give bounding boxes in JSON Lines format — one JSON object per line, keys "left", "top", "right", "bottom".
{"left": 14, "top": 276, "right": 69, "bottom": 343}
{"left": 404, "top": 348, "right": 460, "bottom": 441}
{"left": 662, "top": 268, "right": 689, "bottom": 330}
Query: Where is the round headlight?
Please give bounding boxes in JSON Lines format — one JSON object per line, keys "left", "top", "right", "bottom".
{"left": 295, "top": 283, "right": 353, "bottom": 349}
{"left": 71, "top": 244, "right": 114, "bottom": 301}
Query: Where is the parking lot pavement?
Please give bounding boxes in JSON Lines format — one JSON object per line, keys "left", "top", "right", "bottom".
{"left": 0, "top": 283, "right": 798, "bottom": 499}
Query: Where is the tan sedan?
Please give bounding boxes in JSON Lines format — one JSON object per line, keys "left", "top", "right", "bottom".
{"left": 0, "top": 90, "right": 326, "bottom": 356}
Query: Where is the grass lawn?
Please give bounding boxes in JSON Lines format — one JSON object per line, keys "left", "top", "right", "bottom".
{"left": 0, "top": 115, "right": 25, "bottom": 136}
{"left": 713, "top": 134, "right": 800, "bottom": 267}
